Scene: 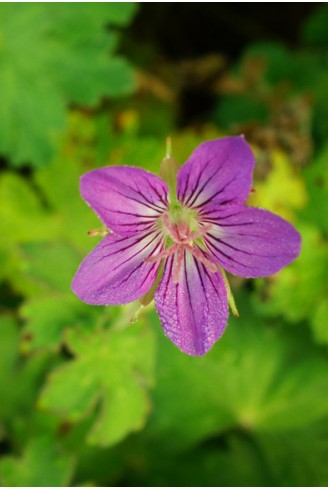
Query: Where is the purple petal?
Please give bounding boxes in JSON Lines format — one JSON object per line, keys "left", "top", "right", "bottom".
{"left": 80, "top": 166, "right": 169, "bottom": 236}
{"left": 203, "top": 206, "right": 301, "bottom": 278}
{"left": 72, "top": 230, "right": 164, "bottom": 305}
{"left": 154, "top": 248, "right": 228, "bottom": 356}
{"left": 177, "top": 136, "right": 255, "bottom": 210}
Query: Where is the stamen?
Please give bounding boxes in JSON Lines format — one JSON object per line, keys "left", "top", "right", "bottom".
{"left": 189, "top": 223, "right": 212, "bottom": 241}
{"left": 186, "top": 244, "right": 218, "bottom": 273}
{"left": 145, "top": 209, "right": 217, "bottom": 284}
{"left": 87, "top": 226, "right": 109, "bottom": 237}
{"left": 162, "top": 213, "right": 170, "bottom": 229}
{"left": 163, "top": 213, "right": 211, "bottom": 245}
{"left": 173, "top": 246, "right": 185, "bottom": 284}
{"left": 144, "top": 244, "right": 178, "bottom": 263}
{"left": 162, "top": 213, "right": 182, "bottom": 243}
{"left": 176, "top": 222, "right": 188, "bottom": 241}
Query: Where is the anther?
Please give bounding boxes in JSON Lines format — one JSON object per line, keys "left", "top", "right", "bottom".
{"left": 87, "top": 227, "right": 109, "bottom": 237}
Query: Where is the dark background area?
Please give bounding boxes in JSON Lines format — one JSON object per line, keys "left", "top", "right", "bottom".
{"left": 130, "top": 3, "right": 317, "bottom": 59}
{"left": 124, "top": 3, "right": 320, "bottom": 125}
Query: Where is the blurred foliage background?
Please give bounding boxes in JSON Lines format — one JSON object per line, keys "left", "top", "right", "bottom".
{"left": 0, "top": 3, "right": 328, "bottom": 486}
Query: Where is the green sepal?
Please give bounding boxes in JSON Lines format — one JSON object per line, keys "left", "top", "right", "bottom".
{"left": 218, "top": 265, "right": 239, "bottom": 317}
{"left": 159, "top": 137, "right": 180, "bottom": 204}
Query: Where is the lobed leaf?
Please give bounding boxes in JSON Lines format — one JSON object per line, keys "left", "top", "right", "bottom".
{"left": 146, "top": 293, "right": 328, "bottom": 451}
{"left": 39, "top": 321, "right": 156, "bottom": 447}
{"left": 0, "top": 3, "right": 136, "bottom": 167}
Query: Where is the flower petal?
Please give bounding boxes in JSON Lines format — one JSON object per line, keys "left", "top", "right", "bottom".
{"left": 80, "top": 166, "right": 169, "bottom": 236}
{"left": 71, "top": 230, "right": 164, "bottom": 305}
{"left": 177, "top": 136, "right": 255, "bottom": 210}
{"left": 203, "top": 206, "right": 301, "bottom": 278}
{"left": 154, "top": 248, "right": 228, "bottom": 356}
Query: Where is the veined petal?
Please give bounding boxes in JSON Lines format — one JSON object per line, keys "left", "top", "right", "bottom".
{"left": 177, "top": 136, "right": 255, "bottom": 210}
{"left": 71, "top": 230, "right": 165, "bottom": 305}
{"left": 80, "top": 166, "right": 169, "bottom": 236}
{"left": 203, "top": 206, "right": 301, "bottom": 278}
{"left": 155, "top": 248, "right": 228, "bottom": 356}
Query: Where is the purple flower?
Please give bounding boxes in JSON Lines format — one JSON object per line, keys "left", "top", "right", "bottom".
{"left": 72, "top": 136, "right": 301, "bottom": 356}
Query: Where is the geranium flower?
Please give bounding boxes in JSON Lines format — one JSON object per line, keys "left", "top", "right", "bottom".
{"left": 72, "top": 136, "right": 301, "bottom": 356}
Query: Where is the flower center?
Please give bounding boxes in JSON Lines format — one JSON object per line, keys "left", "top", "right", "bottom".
{"left": 162, "top": 211, "right": 203, "bottom": 245}
{"left": 145, "top": 205, "right": 218, "bottom": 283}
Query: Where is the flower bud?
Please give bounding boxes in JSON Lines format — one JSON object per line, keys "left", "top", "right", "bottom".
{"left": 159, "top": 137, "right": 179, "bottom": 203}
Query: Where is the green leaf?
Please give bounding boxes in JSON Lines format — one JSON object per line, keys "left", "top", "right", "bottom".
{"left": 312, "top": 76, "right": 328, "bottom": 146}
{"left": 0, "top": 172, "right": 55, "bottom": 245}
{"left": 302, "top": 4, "right": 328, "bottom": 47}
{"left": 256, "top": 423, "right": 328, "bottom": 486}
{"left": 301, "top": 145, "right": 328, "bottom": 232}
{"left": 98, "top": 2, "right": 137, "bottom": 25}
{"left": 243, "top": 42, "right": 326, "bottom": 91}
{"left": 34, "top": 140, "right": 102, "bottom": 253}
{"left": 244, "top": 42, "right": 294, "bottom": 85}
{"left": 10, "top": 242, "right": 82, "bottom": 299}
{"left": 38, "top": 321, "right": 155, "bottom": 447}
{"left": 312, "top": 298, "right": 328, "bottom": 345}
{"left": 0, "top": 315, "right": 53, "bottom": 434}
{"left": 247, "top": 150, "right": 307, "bottom": 222}
{"left": 0, "top": 3, "right": 136, "bottom": 167}
{"left": 0, "top": 316, "right": 23, "bottom": 427}
{"left": 213, "top": 94, "right": 269, "bottom": 128}
{"left": 253, "top": 224, "right": 328, "bottom": 326}
{"left": 0, "top": 437, "right": 75, "bottom": 486}
{"left": 22, "top": 242, "right": 80, "bottom": 293}
{"left": 128, "top": 432, "right": 270, "bottom": 486}
{"left": 0, "top": 316, "right": 19, "bottom": 389}
{"left": 20, "top": 295, "right": 100, "bottom": 353}
{"left": 47, "top": 3, "right": 137, "bottom": 31}
{"left": 147, "top": 294, "right": 328, "bottom": 451}
{"left": 15, "top": 238, "right": 107, "bottom": 357}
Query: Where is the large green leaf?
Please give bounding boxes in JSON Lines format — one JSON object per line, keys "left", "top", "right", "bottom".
{"left": 38, "top": 321, "right": 156, "bottom": 447}
{"left": 139, "top": 422, "right": 328, "bottom": 486}
{"left": 146, "top": 293, "right": 328, "bottom": 451}
{"left": 11, "top": 239, "right": 104, "bottom": 353}
{"left": 0, "top": 3, "right": 137, "bottom": 167}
